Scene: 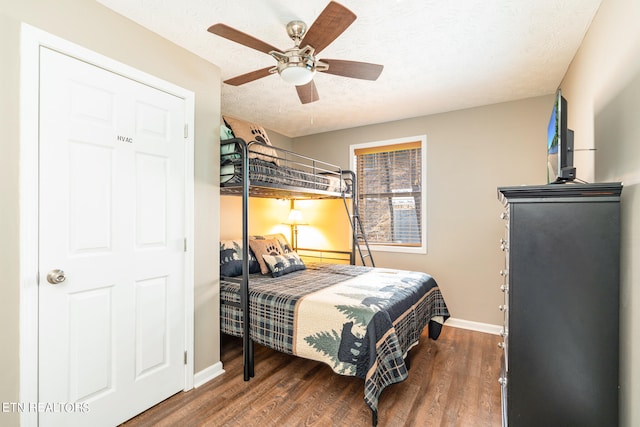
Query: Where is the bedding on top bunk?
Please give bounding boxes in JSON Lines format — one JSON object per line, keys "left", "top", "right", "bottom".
{"left": 220, "top": 115, "right": 348, "bottom": 194}
{"left": 220, "top": 155, "right": 347, "bottom": 193}
{"left": 219, "top": 256, "right": 450, "bottom": 418}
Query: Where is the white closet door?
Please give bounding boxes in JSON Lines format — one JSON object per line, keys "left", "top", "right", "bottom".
{"left": 38, "top": 47, "right": 186, "bottom": 427}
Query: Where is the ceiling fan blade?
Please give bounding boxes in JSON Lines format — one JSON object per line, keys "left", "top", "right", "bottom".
{"left": 321, "top": 59, "right": 384, "bottom": 81}
{"left": 208, "top": 23, "right": 281, "bottom": 55}
{"left": 296, "top": 81, "right": 319, "bottom": 104}
{"left": 224, "top": 67, "right": 273, "bottom": 86}
{"left": 300, "top": 1, "right": 356, "bottom": 55}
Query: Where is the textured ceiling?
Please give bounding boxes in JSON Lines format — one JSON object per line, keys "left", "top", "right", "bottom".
{"left": 96, "top": 0, "right": 602, "bottom": 138}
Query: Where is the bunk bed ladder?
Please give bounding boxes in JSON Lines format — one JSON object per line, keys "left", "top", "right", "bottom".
{"left": 352, "top": 200, "right": 375, "bottom": 267}
{"left": 343, "top": 171, "right": 375, "bottom": 267}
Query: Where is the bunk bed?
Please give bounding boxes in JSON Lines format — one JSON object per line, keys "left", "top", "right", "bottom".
{"left": 219, "top": 127, "right": 450, "bottom": 426}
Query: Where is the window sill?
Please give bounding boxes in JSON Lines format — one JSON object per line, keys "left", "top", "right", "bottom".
{"left": 367, "top": 244, "right": 427, "bottom": 255}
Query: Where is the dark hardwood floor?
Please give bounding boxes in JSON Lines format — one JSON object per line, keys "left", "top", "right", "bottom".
{"left": 122, "top": 325, "right": 502, "bottom": 427}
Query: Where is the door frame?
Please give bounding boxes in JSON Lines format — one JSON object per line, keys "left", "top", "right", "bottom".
{"left": 19, "top": 23, "right": 195, "bottom": 427}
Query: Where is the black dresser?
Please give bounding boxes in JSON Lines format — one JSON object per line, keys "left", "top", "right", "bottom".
{"left": 497, "top": 182, "right": 622, "bottom": 427}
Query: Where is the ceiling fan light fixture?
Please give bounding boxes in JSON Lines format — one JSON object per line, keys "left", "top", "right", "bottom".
{"left": 271, "top": 46, "right": 319, "bottom": 86}
{"left": 279, "top": 64, "right": 316, "bottom": 85}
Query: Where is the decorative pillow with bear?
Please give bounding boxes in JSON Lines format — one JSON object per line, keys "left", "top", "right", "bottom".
{"left": 222, "top": 115, "right": 280, "bottom": 165}
{"left": 248, "top": 238, "right": 283, "bottom": 274}
{"left": 256, "top": 233, "right": 294, "bottom": 254}
{"left": 262, "top": 251, "right": 306, "bottom": 278}
{"left": 219, "top": 239, "right": 261, "bottom": 277}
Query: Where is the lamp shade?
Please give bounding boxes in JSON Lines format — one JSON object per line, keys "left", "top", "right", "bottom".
{"left": 284, "top": 209, "right": 307, "bottom": 225}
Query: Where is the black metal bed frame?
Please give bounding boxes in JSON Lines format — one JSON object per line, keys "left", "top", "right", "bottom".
{"left": 220, "top": 138, "right": 367, "bottom": 381}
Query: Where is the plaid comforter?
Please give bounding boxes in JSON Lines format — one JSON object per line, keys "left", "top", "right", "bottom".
{"left": 220, "top": 262, "right": 450, "bottom": 420}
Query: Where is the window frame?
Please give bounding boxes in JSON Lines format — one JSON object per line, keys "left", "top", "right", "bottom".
{"left": 350, "top": 135, "right": 427, "bottom": 254}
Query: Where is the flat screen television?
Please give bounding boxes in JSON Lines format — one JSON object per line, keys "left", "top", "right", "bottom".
{"left": 547, "top": 89, "right": 576, "bottom": 183}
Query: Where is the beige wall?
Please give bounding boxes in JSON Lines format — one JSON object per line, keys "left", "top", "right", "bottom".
{"left": 265, "top": 129, "right": 294, "bottom": 152}
{"left": 220, "top": 197, "right": 292, "bottom": 240}
{"left": 290, "top": 96, "right": 554, "bottom": 326}
{"left": 560, "top": 0, "right": 640, "bottom": 425}
{"left": 0, "top": 0, "right": 221, "bottom": 423}
{"left": 220, "top": 197, "right": 353, "bottom": 256}
{"left": 0, "top": 11, "right": 21, "bottom": 427}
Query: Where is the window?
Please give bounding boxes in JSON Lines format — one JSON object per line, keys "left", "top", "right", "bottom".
{"left": 351, "top": 136, "right": 427, "bottom": 254}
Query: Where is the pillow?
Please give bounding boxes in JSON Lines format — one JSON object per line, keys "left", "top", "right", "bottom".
{"left": 248, "top": 238, "right": 283, "bottom": 274}
{"left": 262, "top": 251, "right": 306, "bottom": 278}
{"left": 223, "top": 115, "right": 279, "bottom": 165}
{"left": 220, "top": 141, "right": 241, "bottom": 163}
{"left": 220, "top": 239, "right": 261, "bottom": 277}
{"left": 220, "top": 123, "right": 234, "bottom": 140}
{"left": 258, "top": 233, "right": 294, "bottom": 254}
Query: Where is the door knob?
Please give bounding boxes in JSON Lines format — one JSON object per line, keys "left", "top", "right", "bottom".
{"left": 46, "top": 269, "right": 66, "bottom": 285}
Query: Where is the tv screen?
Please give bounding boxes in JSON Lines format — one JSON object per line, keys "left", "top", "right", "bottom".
{"left": 547, "top": 89, "right": 576, "bottom": 183}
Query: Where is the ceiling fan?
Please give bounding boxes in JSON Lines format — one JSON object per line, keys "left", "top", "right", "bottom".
{"left": 207, "top": 1, "right": 384, "bottom": 104}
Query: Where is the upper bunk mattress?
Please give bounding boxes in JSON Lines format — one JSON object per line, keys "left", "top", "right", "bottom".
{"left": 220, "top": 158, "right": 347, "bottom": 193}
{"left": 220, "top": 139, "right": 348, "bottom": 195}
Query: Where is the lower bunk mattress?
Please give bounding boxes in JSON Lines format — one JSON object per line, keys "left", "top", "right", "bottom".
{"left": 220, "top": 262, "right": 450, "bottom": 418}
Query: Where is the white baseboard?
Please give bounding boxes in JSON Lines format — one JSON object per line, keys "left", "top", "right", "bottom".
{"left": 445, "top": 317, "right": 502, "bottom": 335}
{"left": 193, "top": 361, "right": 225, "bottom": 388}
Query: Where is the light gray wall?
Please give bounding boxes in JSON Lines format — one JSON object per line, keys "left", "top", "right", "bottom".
{"left": 292, "top": 96, "right": 554, "bottom": 326}
{"left": 560, "top": 0, "right": 640, "bottom": 424}
{"left": 0, "top": 1, "right": 221, "bottom": 424}
{"left": 265, "top": 128, "right": 294, "bottom": 151}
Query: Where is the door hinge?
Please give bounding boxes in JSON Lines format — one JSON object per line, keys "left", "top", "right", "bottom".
{"left": 184, "top": 124, "right": 188, "bottom": 139}
{"left": 184, "top": 238, "right": 187, "bottom": 252}
{"left": 184, "top": 351, "right": 188, "bottom": 365}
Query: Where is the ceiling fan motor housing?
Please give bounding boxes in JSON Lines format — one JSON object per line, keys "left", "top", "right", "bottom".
{"left": 286, "top": 20, "right": 307, "bottom": 45}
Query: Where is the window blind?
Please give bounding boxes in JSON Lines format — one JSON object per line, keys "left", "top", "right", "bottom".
{"left": 355, "top": 141, "right": 422, "bottom": 247}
